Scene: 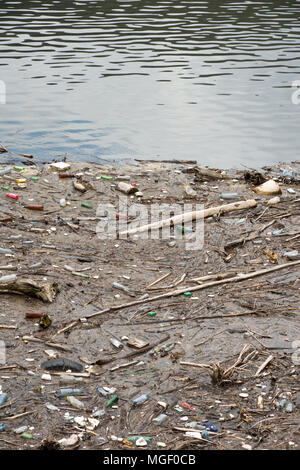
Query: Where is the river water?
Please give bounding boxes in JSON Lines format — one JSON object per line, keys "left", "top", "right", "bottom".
{"left": 0, "top": 0, "right": 300, "bottom": 167}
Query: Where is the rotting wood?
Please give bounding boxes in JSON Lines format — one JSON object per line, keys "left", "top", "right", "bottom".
{"left": 0, "top": 278, "right": 58, "bottom": 302}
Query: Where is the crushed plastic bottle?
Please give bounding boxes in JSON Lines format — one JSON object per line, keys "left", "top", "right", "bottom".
{"left": 278, "top": 398, "right": 287, "bottom": 409}
{"left": 0, "top": 248, "right": 14, "bottom": 255}
{"left": 203, "top": 421, "right": 218, "bottom": 432}
{"left": 132, "top": 393, "right": 149, "bottom": 406}
{"left": 14, "top": 425, "right": 28, "bottom": 434}
{"left": 0, "top": 167, "right": 12, "bottom": 176}
{"left": 97, "top": 387, "right": 110, "bottom": 397}
{"left": 282, "top": 169, "right": 296, "bottom": 179}
{"left": 283, "top": 250, "right": 300, "bottom": 260}
{"left": 152, "top": 414, "right": 168, "bottom": 425}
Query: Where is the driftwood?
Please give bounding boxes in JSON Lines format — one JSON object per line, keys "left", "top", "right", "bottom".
{"left": 83, "top": 260, "right": 300, "bottom": 322}
{"left": 180, "top": 344, "right": 258, "bottom": 385}
{"left": 255, "top": 355, "right": 274, "bottom": 377}
{"left": 120, "top": 199, "right": 257, "bottom": 237}
{"left": 0, "top": 278, "right": 58, "bottom": 302}
{"left": 193, "top": 166, "right": 230, "bottom": 181}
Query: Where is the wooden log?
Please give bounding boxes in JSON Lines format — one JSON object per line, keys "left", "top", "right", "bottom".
{"left": 0, "top": 278, "right": 58, "bottom": 302}
{"left": 119, "top": 199, "right": 257, "bottom": 237}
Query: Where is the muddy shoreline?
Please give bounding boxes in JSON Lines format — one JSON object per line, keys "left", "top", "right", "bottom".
{"left": 0, "top": 157, "right": 299, "bottom": 450}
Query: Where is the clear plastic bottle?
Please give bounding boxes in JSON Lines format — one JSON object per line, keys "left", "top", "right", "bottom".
{"left": 66, "top": 395, "right": 85, "bottom": 409}
{"left": 132, "top": 393, "right": 149, "bottom": 406}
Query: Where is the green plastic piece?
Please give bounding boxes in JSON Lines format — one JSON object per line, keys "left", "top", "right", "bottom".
{"left": 72, "top": 272, "right": 89, "bottom": 279}
{"left": 174, "top": 406, "right": 184, "bottom": 413}
{"left": 13, "top": 166, "right": 25, "bottom": 171}
{"left": 21, "top": 433, "right": 34, "bottom": 439}
{"left": 31, "top": 177, "right": 39, "bottom": 181}
{"left": 81, "top": 202, "right": 92, "bottom": 209}
{"left": 183, "top": 292, "right": 192, "bottom": 296}
{"left": 127, "top": 436, "right": 152, "bottom": 443}
{"left": 101, "top": 175, "right": 113, "bottom": 180}
{"left": 105, "top": 395, "right": 119, "bottom": 407}
{"left": 147, "top": 311, "right": 157, "bottom": 317}
{"left": 1, "top": 187, "right": 9, "bottom": 191}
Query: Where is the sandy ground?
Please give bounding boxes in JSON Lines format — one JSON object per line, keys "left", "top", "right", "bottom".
{"left": 0, "top": 157, "right": 299, "bottom": 450}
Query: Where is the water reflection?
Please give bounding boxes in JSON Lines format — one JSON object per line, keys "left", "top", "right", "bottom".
{"left": 0, "top": 0, "right": 300, "bottom": 166}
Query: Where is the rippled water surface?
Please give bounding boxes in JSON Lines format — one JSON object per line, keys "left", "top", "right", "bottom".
{"left": 1, "top": 0, "right": 300, "bottom": 167}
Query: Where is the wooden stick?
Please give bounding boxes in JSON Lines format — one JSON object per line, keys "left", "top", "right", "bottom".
{"left": 110, "top": 360, "right": 139, "bottom": 372}
{"left": 119, "top": 199, "right": 257, "bottom": 236}
{"left": 22, "top": 335, "right": 72, "bottom": 352}
{"left": 255, "top": 355, "right": 274, "bottom": 377}
{"left": 85, "top": 261, "right": 300, "bottom": 321}
{"left": 179, "top": 361, "right": 213, "bottom": 371}
{"left": 51, "top": 321, "right": 79, "bottom": 340}
{"left": 3, "top": 411, "right": 34, "bottom": 421}
{"left": 146, "top": 271, "right": 172, "bottom": 289}
{"left": 191, "top": 271, "right": 237, "bottom": 283}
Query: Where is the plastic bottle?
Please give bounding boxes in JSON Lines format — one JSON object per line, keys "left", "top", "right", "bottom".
{"left": 29, "top": 262, "right": 43, "bottom": 269}
{"left": 0, "top": 167, "right": 12, "bottom": 176}
{"left": 218, "top": 193, "right": 239, "bottom": 200}
{"left": 0, "top": 274, "right": 17, "bottom": 283}
{"left": 110, "top": 338, "right": 123, "bottom": 349}
{"left": 278, "top": 398, "right": 287, "bottom": 409}
{"left": 112, "top": 282, "right": 131, "bottom": 293}
{"left": 66, "top": 395, "right": 85, "bottom": 409}
{"left": 0, "top": 248, "right": 14, "bottom": 255}
{"left": 185, "top": 422, "right": 206, "bottom": 430}
{"left": 97, "top": 387, "right": 110, "bottom": 397}
{"left": 21, "top": 433, "right": 34, "bottom": 439}
{"left": 58, "top": 388, "right": 85, "bottom": 397}
{"left": 128, "top": 436, "right": 152, "bottom": 444}
{"left": 286, "top": 402, "right": 293, "bottom": 413}
{"left": 152, "top": 414, "right": 168, "bottom": 425}
{"left": 105, "top": 395, "right": 119, "bottom": 407}
{"left": 59, "top": 376, "right": 83, "bottom": 385}
{"left": 132, "top": 393, "right": 149, "bottom": 406}
{"left": 176, "top": 225, "right": 194, "bottom": 233}
{"left": 14, "top": 425, "right": 28, "bottom": 434}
